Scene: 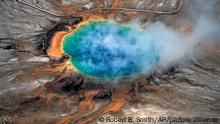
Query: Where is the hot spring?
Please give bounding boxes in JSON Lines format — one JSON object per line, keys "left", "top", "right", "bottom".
{"left": 62, "top": 20, "right": 160, "bottom": 78}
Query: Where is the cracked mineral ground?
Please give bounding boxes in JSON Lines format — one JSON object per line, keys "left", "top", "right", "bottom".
{"left": 0, "top": 0, "right": 220, "bottom": 124}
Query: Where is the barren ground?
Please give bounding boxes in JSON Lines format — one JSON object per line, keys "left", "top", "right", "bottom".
{"left": 0, "top": 0, "right": 220, "bottom": 124}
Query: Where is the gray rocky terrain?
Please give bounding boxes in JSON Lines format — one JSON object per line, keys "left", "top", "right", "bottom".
{"left": 0, "top": 0, "right": 220, "bottom": 124}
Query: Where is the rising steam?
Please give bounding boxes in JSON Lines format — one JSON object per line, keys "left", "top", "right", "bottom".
{"left": 63, "top": 0, "right": 220, "bottom": 79}
{"left": 148, "top": 0, "right": 220, "bottom": 70}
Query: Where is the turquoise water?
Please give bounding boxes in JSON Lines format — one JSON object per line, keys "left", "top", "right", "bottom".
{"left": 63, "top": 21, "right": 160, "bottom": 78}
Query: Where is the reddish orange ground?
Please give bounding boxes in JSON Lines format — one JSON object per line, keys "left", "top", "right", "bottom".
{"left": 38, "top": 1, "right": 164, "bottom": 123}
{"left": 47, "top": 26, "right": 72, "bottom": 58}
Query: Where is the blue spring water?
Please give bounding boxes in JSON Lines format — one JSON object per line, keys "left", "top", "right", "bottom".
{"left": 63, "top": 20, "right": 160, "bottom": 78}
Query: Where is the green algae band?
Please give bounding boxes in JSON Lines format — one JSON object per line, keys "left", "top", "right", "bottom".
{"left": 63, "top": 21, "right": 160, "bottom": 78}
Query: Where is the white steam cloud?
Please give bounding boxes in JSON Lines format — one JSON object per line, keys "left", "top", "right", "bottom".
{"left": 133, "top": 0, "right": 220, "bottom": 72}
{"left": 64, "top": 0, "right": 220, "bottom": 79}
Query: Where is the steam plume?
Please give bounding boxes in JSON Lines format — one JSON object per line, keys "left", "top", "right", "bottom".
{"left": 64, "top": 0, "right": 220, "bottom": 79}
